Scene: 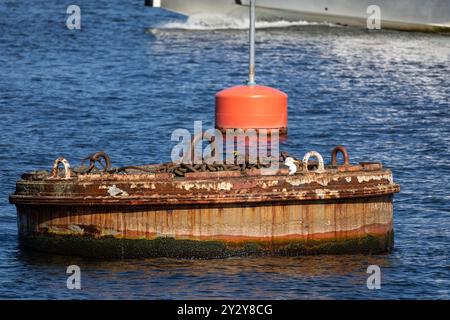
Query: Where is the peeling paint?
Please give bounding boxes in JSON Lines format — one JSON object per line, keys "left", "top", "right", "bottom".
{"left": 176, "top": 181, "right": 233, "bottom": 191}
{"left": 107, "top": 185, "right": 129, "bottom": 197}
{"left": 357, "top": 174, "right": 393, "bottom": 184}
{"left": 68, "top": 225, "right": 83, "bottom": 233}
{"left": 314, "top": 189, "right": 340, "bottom": 199}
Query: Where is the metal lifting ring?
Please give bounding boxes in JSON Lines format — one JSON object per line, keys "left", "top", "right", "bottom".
{"left": 303, "top": 151, "right": 325, "bottom": 173}
{"left": 83, "top": 151, "right": 112, "bottom": 173}
{"left": 331, "top": 145, "right": 350, "bottom": 166}
{"left": 50, "top": 157, "right": 71, "bottom": 179}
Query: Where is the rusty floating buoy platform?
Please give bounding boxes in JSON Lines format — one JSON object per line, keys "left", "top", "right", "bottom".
{"left": 10, "top": 146, "right": 400, "bottom": 258}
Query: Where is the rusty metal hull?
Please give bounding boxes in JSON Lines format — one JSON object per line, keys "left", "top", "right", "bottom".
{"left": 10, "top": 164, "right": 399, "bottom": 258}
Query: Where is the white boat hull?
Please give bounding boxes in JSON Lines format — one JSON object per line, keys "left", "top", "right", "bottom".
{"left": 149, "top": 0, "right": 450, "bottom": 32}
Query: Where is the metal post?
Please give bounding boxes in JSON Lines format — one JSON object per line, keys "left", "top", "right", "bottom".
{"left": 248, "top": 0, "right": 256, "bottom": 85}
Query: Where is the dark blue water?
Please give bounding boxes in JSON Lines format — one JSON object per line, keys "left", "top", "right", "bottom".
{"left": 0, "top": 0, "right": 449, "bottom": 299}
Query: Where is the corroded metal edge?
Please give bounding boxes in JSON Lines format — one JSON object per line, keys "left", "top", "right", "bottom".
{"left": 10, "top": 169, "right": 400, "bottom": 206}
{"left": 10, "top": 186, "right": 400, "bottom": 206}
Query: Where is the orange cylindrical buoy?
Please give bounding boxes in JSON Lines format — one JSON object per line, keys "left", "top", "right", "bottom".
{"left": 215, "top": 85, "right": 288, "bottom": 134}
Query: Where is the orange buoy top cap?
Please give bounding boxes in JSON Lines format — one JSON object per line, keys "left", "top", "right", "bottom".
{"left": 215, "top": 85, "right": 288, "bottom": 131}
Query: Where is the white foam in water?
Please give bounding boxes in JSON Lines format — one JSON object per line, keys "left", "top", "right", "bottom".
{"left": 157, "top": 14, "right": 333, "bottom": 30}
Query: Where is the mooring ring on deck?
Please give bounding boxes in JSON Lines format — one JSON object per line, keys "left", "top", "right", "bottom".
{"left": 303, "top": 151, "right": 325, "bottom": 173}
{"left": 50, "top": 157, "right": 71, "bottom": 179}
{"left": 83, "top": 151, "right": 112, "bottom": 173}
{"left": 331, "top": 145, "right": 350, "bottom": 166}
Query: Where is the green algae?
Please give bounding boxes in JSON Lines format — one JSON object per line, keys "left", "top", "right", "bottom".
{"left": 19, "top": 231, "right": 394, "bottom": 259}
{"left": 277, "top": 232, "right": 394, "bottom": 256}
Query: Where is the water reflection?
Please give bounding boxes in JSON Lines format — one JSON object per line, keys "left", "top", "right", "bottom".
{"left": 14, "top": 246, "right": 398, "bottom": 299}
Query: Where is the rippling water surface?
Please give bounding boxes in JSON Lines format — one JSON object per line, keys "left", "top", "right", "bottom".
{"left": 0, "top": 0, "right": 449, "bottom": 299}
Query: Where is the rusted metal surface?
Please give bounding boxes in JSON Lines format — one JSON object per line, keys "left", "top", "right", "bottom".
{"left": 10, "top": 146, "right": 400, "bottom": 257}
{"left": 16, "top": 196, "right": 393, "bottom": 252}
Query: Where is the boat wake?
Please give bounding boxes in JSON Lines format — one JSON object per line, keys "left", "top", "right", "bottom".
{"left": 153, "top": 14, "right": 334, "bottom": 31}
